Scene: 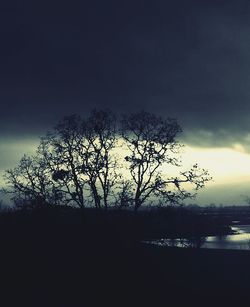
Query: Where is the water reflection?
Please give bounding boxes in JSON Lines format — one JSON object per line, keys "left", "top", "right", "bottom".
{"left": 203, "top": 225, "right": 250, "bottom": 250}
{"left": 145, "top": 225, "right": 250, "bottom": 250}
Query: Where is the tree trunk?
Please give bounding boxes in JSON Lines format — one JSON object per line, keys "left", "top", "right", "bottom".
{"left": 91, "top": 183, "right": 101, "bottom": 209}
{"left": 134, "top": 198, "right": 141, "bottom": 212}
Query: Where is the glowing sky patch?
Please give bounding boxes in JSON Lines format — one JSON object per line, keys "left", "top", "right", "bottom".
{"left": 182, "top": 146, "right": 250, "bottom": 185}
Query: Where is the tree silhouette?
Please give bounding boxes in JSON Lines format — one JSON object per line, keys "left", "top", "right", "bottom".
{"left": 116, "top": 180, "right": 134, "bottom": 209}
{"left": 35, "top": 110, "right": 118, "bottom": 209}
{"left": 4, "top": 109, "right": 211, "bottom": 210}
{"left": 81, "top": 109, "right": 118, "bottom": 209}
{"left": 121, "top": 111, "right": 211, "bottom": 211}
{"left": 4, "top": 154, "right": 61, "bottom": 208}
{"left": 38, "top": 114, "right": 87, "bottom": 208}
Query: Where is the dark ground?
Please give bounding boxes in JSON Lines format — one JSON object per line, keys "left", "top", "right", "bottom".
{"left": 0, "top": 208, "right": 249, "bottom": 306}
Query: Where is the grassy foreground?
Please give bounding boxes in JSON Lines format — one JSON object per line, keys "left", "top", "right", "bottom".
{"left": 0, "top": 208, "right": 249, "bottom": 306}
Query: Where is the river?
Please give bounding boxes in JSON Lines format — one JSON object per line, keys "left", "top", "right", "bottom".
{"left": 203, "top": 225, "right": 250, "bottom": 250}
{"left": 145, "top": 225, "right": 250, "bottom": 250}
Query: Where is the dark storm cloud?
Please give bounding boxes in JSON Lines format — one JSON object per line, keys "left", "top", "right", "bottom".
{"left": 1, "top": 0, "right": 250, "bottom": 148}
{"left": 181, "top": 129, "right": 250, "bottom": 153}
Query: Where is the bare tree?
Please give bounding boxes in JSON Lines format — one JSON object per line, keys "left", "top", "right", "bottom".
{"left": 115, "top": 180, "right": 134, "bottom": 209}
{"left": 39, "top": 110, "right": 118, "bottom": 209}
{"left": 121, "top": 111, "right": 211, "bottom": 211}
{"left": 39, "top": 115, "right": 87, "bottom": 208}
{"left": 81, "top": 109, "right": 118, "bottom": 209}
{"left": 4, "top": 154, "right": 60, "bottom": 208}
{"left": 4, "top": 109, "right": 211, "bottom": 211}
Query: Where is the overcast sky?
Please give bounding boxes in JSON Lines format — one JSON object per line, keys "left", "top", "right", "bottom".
{"left": 1, "top": 0, "right": 250, "bottom": 205}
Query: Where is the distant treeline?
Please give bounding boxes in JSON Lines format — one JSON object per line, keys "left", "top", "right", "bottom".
{"left": 188, "top": 205, "right": 250, "bottom": 225}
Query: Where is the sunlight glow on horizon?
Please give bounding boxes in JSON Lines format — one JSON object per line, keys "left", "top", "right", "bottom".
{"left": 181, "top": 146, "right": 250, "bottom": 186}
